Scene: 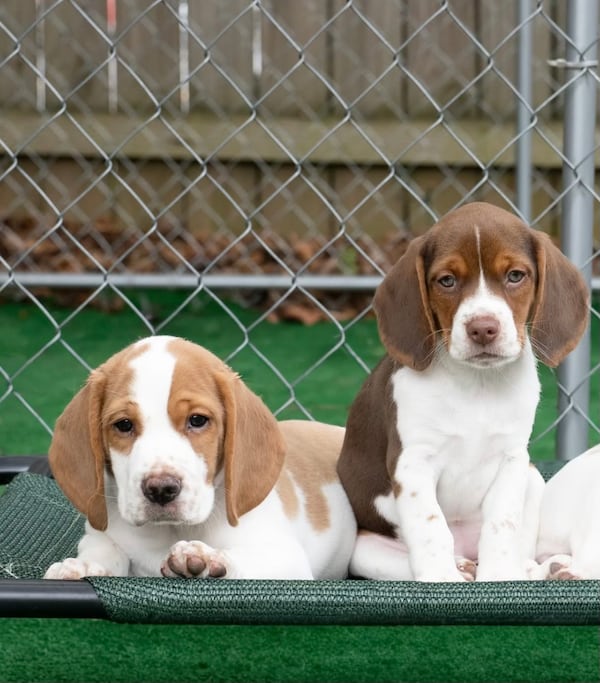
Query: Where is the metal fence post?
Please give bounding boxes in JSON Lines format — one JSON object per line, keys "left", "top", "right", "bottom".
{"left": 516, "top": 0, "right": 533, "bottom": 223}
{"left": 556, "top": 0, "right": 598, "bottom": 459}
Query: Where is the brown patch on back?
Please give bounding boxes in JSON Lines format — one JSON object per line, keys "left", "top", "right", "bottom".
{"left": 336, "top": 355, "right": 400, "bottom": 538}
{"left": 277, "top": 420, "right": 344, "bottom": 531}
{"left": 276, "top": 469, "right": 299, "bottom": 520}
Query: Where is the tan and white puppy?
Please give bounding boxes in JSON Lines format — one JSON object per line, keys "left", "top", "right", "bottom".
{"left": 533, "top": 444, "right": 600, "bottom": 580}
{"left": 337, "top": 202, "right": 589, "bottom": 582}
{"left": 44, "top": 336, "right": 356, "bottom": 580}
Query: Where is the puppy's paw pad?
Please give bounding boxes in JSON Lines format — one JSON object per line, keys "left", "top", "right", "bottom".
{"left": 185, "top": 554, "right": 207, "bottom": 576}
{"left": 161, "top": 540, "right": 228, "bottom": 579}
{"left": 549, "top": 560, "right": 581, "bottom": 581}
{"left": 207, "top": 559, "right": 227, "bottom": 578}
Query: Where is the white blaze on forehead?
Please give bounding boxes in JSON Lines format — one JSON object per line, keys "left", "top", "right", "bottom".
{"left": 474, "top": 224, "right": 487, "bottom": 292}
{"left": 130, "top": 336, "right": 177, "bottom": 421}
{"left": 469, "top": 223, "right": 495, "bottom": 300}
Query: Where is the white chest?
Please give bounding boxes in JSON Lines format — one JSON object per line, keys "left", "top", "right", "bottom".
{"left": 394, "top": 347, "right": 539, "bottom": 448}
{"left": 389, "top": 346, "right": 540, "bottom": 518}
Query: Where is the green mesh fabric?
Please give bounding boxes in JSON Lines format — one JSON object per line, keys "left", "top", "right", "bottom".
{"left": 87, "top": 576, "right": 600, "bottom": 625}
{"left": 1, "top": 471, "right": 599, "bottom": 625}
{"left": 0, "top": 473, "right": 84, "bottom": 579}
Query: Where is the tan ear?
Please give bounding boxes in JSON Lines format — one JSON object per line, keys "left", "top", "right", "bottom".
{"left": 48, "top": 370, "right": 108, "bottom": 531}
{"left": 215, "top": 370, "right": 285, "bottom": 526}
{"left": 373, "top": 235, "right": 436, "bottom": 370}
{"left": 529, "top": 231, "right": 590, "bottom": 367}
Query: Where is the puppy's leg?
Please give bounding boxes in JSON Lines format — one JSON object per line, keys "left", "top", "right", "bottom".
{"left": 517, "top": 466, "right": 545, "bottom": 575}
{"left": 567, "top": 523, "right": 600, "bottom": 579}
{"left": 44, "top": 557, "right": 112, "bottom": 580}
{"left": 566, "top": 496, "right": 600, "bottom": 579}
{"left": 392, "top": 455, "right": 467, "bottom": 582}
{"left": 349, "top": 531, "right": 413, "bottom": 580}
{"left": 476, "top": 451, "right": 531, "bottom": 581}
{"left": 44, "top": 527, "right": 130, "bottom": 579}
{"left": 350, "top": 532, "right": 474, "bottom": 581}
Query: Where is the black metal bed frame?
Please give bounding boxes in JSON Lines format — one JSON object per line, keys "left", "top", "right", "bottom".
{"left": 0, "top": 457, "right": 107, "bottom": 619}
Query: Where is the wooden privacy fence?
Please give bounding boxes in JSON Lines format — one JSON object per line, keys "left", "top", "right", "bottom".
{"left": 0, "top": 0, "right": 592, "bottom": 238}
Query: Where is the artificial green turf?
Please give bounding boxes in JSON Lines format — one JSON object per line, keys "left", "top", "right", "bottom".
{"left": 1, "top": 290, "right": 598, "bottom": 460}
{"left": 0, "top": 620, "right": 598, "bottom": 683}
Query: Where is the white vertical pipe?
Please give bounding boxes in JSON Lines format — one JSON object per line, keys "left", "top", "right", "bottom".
{"left": 178, "top": 0, "right": 190, "bottom": 115}
{"left": 556, "top": 0, "right": 597, "bottom": 459}
{"left": 516, "top": 0, "right": 533, "bottom": 223}
{"left": 107, "top": 0, "right": 118, "bottom": 114}
{"left": 35, "top": 0, "right": 46, "bottom": 112}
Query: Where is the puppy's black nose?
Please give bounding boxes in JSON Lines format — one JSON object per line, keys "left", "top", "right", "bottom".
{"left": 142, "top": 475, "right": 182, "bottom": 505}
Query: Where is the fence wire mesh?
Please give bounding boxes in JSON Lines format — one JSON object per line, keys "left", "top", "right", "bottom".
{"left": 0, "top": 0, "right": 599, "bottom": 458}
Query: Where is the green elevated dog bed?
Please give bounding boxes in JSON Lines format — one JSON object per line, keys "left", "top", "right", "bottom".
{"left": 0, "top": 461, "right": 598, "bottom": 625}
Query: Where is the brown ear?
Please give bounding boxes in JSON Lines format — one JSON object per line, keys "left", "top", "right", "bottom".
{"left": 48, "top": 370, "right": 108, "bottom": 531}
{"left": 529, "top": 231, "right": 590, "bottom": 367}
{"left": 373, "top": 235, "right": 436, "bottom": 370}
{"left": 215, "top": 371, "right": 285, "bottom": 526}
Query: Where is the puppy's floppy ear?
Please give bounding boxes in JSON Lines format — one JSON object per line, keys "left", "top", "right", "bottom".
{"left": 48, "top": 370, "right": 108, "bottom": 531}
{"left": 529, "top": 230, "right": 589, "bottom": 367}
{"left": 215, "top": 370, "right": 285, "bottom": 526}
{"left": 373, "top": 235, "right": 436, "bottom": 370}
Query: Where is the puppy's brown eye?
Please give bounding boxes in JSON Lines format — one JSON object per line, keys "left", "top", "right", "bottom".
{"left": 114, "top": 419, "right": 134, "bottom": 434}
{"left": 188, "top": 414, "right": 209, "bottom": 430}
{"left": 438, "top": 274, "right": 456, "bottom": 288}
{"left": 507, "top": 270, "right": 526, "bottom": 284}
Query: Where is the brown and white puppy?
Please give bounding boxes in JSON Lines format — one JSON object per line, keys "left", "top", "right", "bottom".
{"left": 44, "top": 336, "right": 356, "bottom": 580}
{"left": 337, "top": 202, "right": 589, "bottom": 582}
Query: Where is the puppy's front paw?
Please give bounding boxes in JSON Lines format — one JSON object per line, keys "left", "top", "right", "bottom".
{"left": 44, "top": 558, "right": 112, "bottom": 580}
{"left": 527, "top": 555, "right": 581, "bottom": 581}
{"left": 161, "top": 540, "right": 228, "bottom": 579}
{"left": 547, "top": 555, "right": 581, "bottom": 581}
{"left": 456, "top": 557, "right": 477, "bottom": 582}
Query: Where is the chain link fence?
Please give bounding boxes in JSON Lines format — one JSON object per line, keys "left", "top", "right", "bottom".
{"left": 1, "top": 0, "right": 599, "bottom": 459}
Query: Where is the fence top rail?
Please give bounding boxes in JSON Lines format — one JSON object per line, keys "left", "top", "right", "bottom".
{"left": 0, "top": 272, "right": 385, "bottom": 292}
{"left": 3, "top": 272, "right": 599, "bottom": 292}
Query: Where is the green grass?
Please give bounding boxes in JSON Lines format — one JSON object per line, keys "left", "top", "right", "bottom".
{"left": 1, "top": 290, "right": 598, "bottom": 460}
